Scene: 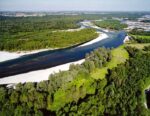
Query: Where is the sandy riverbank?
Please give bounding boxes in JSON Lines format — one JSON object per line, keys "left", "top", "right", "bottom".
{"left": 52, "top": 26, "right": 85, "bottom": 33}
{"left": 0, "top": 25, "right": 86, "bottom": 62}
{"left": 80, "top": 21, "right": 109, "bottom": 33}
{"left": 0, "top": 59, "right": 85, "bottom": 85}
{"left": 0, "top": 49, "right": 55, "bottom": 62}
{"left": 79, "top": 32, "right": 108, "bottom": 47}
{"left": 0, "top": 20, "right": 110, "bottom": 85}
{"left": 0, "top": 31, "right": 108, "bottom": 85}
{"left": 0, "top": 31, "right": 108, "bottom": 62}
{"left": 123, "top": 35, "right": 130, "bottom": 43}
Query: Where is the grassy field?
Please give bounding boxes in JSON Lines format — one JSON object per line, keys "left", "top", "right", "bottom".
{"left": 91, "top": 46, "right": 129, "bottom": 80}
{"left": 107, "top": 46, "right": 129, "bottom": 69}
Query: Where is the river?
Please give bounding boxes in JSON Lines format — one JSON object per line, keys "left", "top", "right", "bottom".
{"left": 0, "top": 21, "right": 126, "bottom": 78}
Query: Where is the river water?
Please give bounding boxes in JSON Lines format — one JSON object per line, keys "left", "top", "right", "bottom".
{"left": 0, "top": 21, "right": 126, "bottom": 78}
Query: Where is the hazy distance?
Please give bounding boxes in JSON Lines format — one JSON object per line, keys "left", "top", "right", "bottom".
{"left": 0, "top": 0, "right": 150, "bottom": 12}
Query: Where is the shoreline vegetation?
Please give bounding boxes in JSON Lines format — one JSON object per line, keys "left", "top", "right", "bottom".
{"left": 0, "top": 15, "right": 100, "bottom": 51}
{"left": 0, "top": 14, "right": 150, "bottom": 115}
{"left": 1, "top": 31, "right": 150, "bottom": 115}
{"left": 0, "top": 17, "right": 125, "bottom": 52}
{"left": 0, "top": 59, "right": 85, "bottom": 85}
{"left": 0, "top": 32, "right": 108, "bottom": 83}
{"left": 93, "top": 19, "right": 128, "bottom": 30}
{"left": 0, "top": 28, "right": 98, "bottom": 51}
{"left": 0, "top": 31, "right": 107, "bottom": 62}
{"left": 1, "top": 40, "right": 150, "bottom": 115}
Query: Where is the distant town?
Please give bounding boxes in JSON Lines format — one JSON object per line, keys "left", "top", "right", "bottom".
{"left": 1, "top": 11, "right": 150, "bottom": 32}
{"left": 124, "top": 15, "right": 150, "bottom": 31}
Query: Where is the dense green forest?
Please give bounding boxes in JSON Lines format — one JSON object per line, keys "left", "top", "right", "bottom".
{"left": 93, "top": 19, "right": 127, "bottom": 30}
{"left": 0, "top": 28, "right": 98, "bottom": 51}
{"left": 0, "top": 13, "right": 145, "bottom": 51}
{"left": 129, "top": 29, "right": 150, "bottom": 43}
{"left": 0, "top": 14, "right": 150, "bottom": 115}
{"left": 0, "top": 16, "right": 82, "bottom": 34}
{"left": 0, "top": 16, "right": 101, "bottom": 51}
{"left": 0, "top": 42, "right": 150, "bottom": 115}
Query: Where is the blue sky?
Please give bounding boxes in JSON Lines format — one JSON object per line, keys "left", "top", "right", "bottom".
{"left": 0, "top": 0, "right": 150, "bottom": 11}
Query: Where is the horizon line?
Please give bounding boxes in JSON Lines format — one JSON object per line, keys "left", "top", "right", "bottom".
{"left": 0, "top": 10, "right": 150, "bottom": 12}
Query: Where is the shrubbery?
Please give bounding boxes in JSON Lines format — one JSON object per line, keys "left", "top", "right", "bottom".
{"left": 94, "top": 19, "right": 127, "bottom": 30}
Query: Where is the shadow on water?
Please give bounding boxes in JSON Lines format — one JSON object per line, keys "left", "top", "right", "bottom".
{"left": 0, "top": 29, "right": 126, "bottom": 78}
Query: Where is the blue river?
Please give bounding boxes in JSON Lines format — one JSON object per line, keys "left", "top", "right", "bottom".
{"left": 0, "top": 22, "right": 126, "bottom": 77}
